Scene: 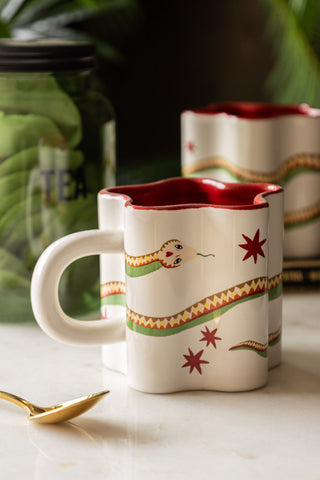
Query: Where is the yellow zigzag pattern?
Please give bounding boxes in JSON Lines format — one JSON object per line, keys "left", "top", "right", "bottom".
{"left": 183, "top": 154, "right": 320, "bottom": 226}
{"left": 230, "top": 339, "right": 267, "bottom": 352}
{"left": 127, "top": 276, "right": 270, "bottom": 330}
{"left": 284, "top": 201, "right": 320, "bottom": 227}
{"left": 229, "top": 325, "right": 282, "bottom": 353}
{"left": 183, "top": 153, "right": 320, "bottom": 182}
{"left": 100, "top": 281, "right": 125, "bottom": 298}
{"left": 125, "top": 251, "right": 159, "bottom": 267}
{"left": 100, "top": 275, "right": 282, "bottom": 303}
{"left": 268, "top": 273, "right": 282, "bottom": 290}
{"left": 268, "top": 326, "right": 281, "bottom": 345}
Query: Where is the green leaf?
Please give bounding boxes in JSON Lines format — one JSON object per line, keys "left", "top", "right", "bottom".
{"left": 262, "top": 0, "right": 320, "bottom": 106}
{"left": 11, "top": 0, "right": 137, "bottom": 26}
{"left": 1, "top": 0, "right": 107, "bottom": 23}
{"left": 288, "top": 0, "right": 320, "bottom": 37}
{"left": 0, "top": 247, "right": 29, "bottom": 276}
{"left": 0, "top": 268, "right": 30, "bottom": 289}
{"left": 0, "top": 111, "right": 62, "bottom": 158}
{"left": 1, "top": 0, "right": 141, "bottom": 61}
{"left": 0, "top": 0, "right": 27, "bottom": 22}
{"left": 0, "top": 19, "right": 10, "bottom": 36}
{"left": 0, "top": 290, "right": 34, "bottom": 322}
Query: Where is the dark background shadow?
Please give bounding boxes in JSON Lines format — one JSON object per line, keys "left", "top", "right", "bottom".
{"left": 100, "top": 0, "right": 274, "bottom": 184}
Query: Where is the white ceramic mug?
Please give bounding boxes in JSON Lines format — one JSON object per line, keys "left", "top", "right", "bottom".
{"left": 181, "top": 102, "right": 320, "bottom": 259}
{"left": 31, "top": 177, "right": 283, "bottom": 393}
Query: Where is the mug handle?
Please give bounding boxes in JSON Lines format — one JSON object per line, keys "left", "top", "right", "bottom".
{"left": 31, "top": 229, "right": 126, "bottom": 346}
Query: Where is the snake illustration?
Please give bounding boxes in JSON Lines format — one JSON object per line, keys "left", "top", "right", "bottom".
{"left": 183, "top": 153, "right": 320, "bottom": 229}
{"left": 183, "top": 153, "right": 320, "bottom": 185}
{"left": 125, "top": 274, "right": 282, "bottom": 336}
{"left": 229, "top": 326, "right": 281, "bottom": 358}
{"left": 100, "top": 237, "right": 282, "bottom": 360}
{"left": 125, "top": 239, "right": 215, "bottom": 278}
{"left": 100, "top": 274, "right": 282, "bottom": 359}
{"left": 229, "top": 340, "right": 268, "bottom": 358}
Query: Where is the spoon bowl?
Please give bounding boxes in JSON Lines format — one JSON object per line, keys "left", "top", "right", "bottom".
{"left": 0, "top": 390, "right": 110, "bottom": 424}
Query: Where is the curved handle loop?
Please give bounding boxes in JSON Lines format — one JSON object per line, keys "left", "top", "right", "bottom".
{"left": 31, "top": 229, "right": 125, "bottom": 346}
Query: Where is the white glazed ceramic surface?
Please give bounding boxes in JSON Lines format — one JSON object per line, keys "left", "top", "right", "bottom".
{"left": 31, "top": 178, "right": 283, "bottom": 393}
{"left": 181, "top": 102, "right": 320, "bottom": 259}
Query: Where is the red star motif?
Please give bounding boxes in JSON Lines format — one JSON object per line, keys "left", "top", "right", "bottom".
{"left": 182, "top": 348, "right": 209, "bottom": 374}
{"left": 200, "top": 326, "right": 222, "bottom": 348}
{"left": 185, "top": 140, "right": 196, "bottom": 153}
{"left": 239, "top": 228, "right": 266, "bottom": 264}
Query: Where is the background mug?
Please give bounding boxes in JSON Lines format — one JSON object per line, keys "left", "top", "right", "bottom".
{"left": 181, "top": 102, "right": 320, "bottom": 260}
{"left": 31, "top": 177, "right": 284, "bottom": 393}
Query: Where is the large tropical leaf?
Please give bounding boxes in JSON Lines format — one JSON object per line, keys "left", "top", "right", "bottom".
{"left": 0, "top": 18, "right": 10, "bottom": 36}
{"left": 0, "top": 0, "right": 142, "bottom": 60}
{"left": 262, "top": 0, "right": 320, "bottom": 106}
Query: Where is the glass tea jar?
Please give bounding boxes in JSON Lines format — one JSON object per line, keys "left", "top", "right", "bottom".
{"left": 0, "top": 39, "right": 116, "bottom": 321}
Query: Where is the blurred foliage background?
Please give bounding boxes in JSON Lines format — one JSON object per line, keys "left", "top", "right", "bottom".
{"left": 262, "top": 0, "right": 320, "bottom": 105}
{"left": 0, "top": 0, "right": 319, "bottom": 183}
{"left": 0, "top": 0, "right": 142, "bottom": 61}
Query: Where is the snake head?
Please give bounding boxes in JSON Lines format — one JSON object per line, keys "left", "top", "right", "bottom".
{"left": 158, "top": 240, "right": 197, "bottom": 268}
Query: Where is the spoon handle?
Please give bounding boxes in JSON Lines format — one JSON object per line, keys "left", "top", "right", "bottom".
{"left": 0, "top": 391, "right": 44, "bottom": 415}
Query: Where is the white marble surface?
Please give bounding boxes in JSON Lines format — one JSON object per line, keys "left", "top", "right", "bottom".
{"left": 0, "top": 291, "right": 319, "bottom": 479}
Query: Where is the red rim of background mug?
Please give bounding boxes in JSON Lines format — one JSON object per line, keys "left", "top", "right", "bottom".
{"left": 183, "top": 101, "right": 320, "bottom": 119}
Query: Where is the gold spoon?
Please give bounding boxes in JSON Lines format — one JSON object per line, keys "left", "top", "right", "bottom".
{"left": 0, "top": 390, "right": 110, "bottom": 424}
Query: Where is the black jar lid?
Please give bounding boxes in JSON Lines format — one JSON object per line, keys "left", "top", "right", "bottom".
{"left": 0, "top": 38, "right": 95, "bottom": 72}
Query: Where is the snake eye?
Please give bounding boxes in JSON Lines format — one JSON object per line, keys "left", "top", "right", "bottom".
{"left": 175, "top": 244, "right": 183, "bottom": 250}
{"left": 173, "top": 257, "right": 182, "bottom": 265}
